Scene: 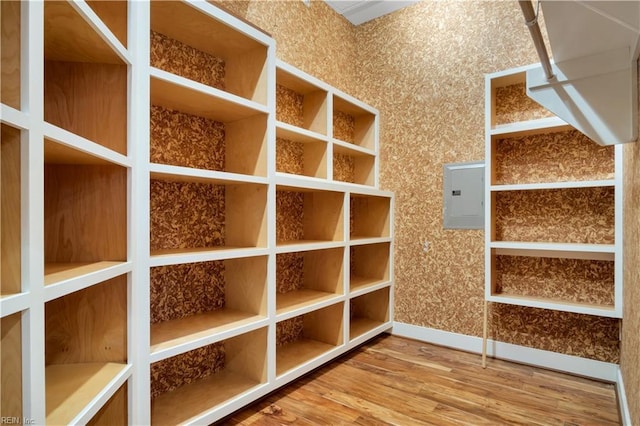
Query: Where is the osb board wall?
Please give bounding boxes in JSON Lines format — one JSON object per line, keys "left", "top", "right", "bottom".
{"left": 276, "top": 190, "right": 303, "bottom": 242}
{"left": 150, "top": 180, "right": 225, "bottom": 251}
{"left": 213, "top": 0, "right": 620, "bottom": 362}
{"left": 494, "top": 187, "right": 615, "bottom": 244}
{"left": 276, "top": 252, "right": 304, "bottom": 294}
{"left": 276, "top": 138, "right": 304, "bottom": 175}
{"left": 150, "top": 261, "right": 225, "bottom": 324}
{"left": 150, "top": 30, "right": 225, "bottom": 90}
{"left": 276, "top": 316, "right": 304, "bottom": 346}
{"left": 333, "top": 110, "right": 355, "bottom": 143}
{"left": 495, "top": 256, "right": 614, "bottom": 306}
{"left": 494, "top": 130, "right": 615, "bottom": 184}
{"left": 150, "top": 105, "right": 226, "bottom": 171}
{"left": 333, "top": 153, "right": 355, "bottom": 183}
{"left": 276, "top": 84, "right": 304, "bottom": 127}
{"left": 621, "top": 72, "right": 640, "bottom": 424}
{"left": 150, "top": 343, "right": 225, "bottom": 399}
{"left": 494, "top": 83, "right": 554, "bottom": 125}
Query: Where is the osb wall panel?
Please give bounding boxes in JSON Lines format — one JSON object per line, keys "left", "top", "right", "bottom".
{"left": 276, "top": 190, "right": 303, "bottom": 242}
{"left": 276, "top": 137, "right": 304, "bottom": 175}
{"left": 150, "top": 105, "right": 225, "bottom": 171}
{"left": 150, "top": 343, "right": 224, "bottom": 399}
{"left": 495, "top": 256, "right": 614, "bottom": 306}
{"left": 150, "top": 30, "right": 225, "bottom": 90}
{"left": 333, "top": 110, "right": 355, "bottom": 143}
{"left": 494, "top": 83, "right": 554, "bottom": 125}
{"left": 494, "top": 187, "right": 615, "bottom": 244}
{"left": 494, "top": 130, "right": 615, "bottom": 184}
{"left": 276, "top": 84, "right": 304, "bottom": 127}
{"left": 488, "top": 304, "right": 619, "bottom": 362}
{"left": 150, "top": 261, "right": 225, "bottom": 324}
{"left": 276, "top": 316, "right": 304, "bottom": 347}
{"left": 621, "top": 78, "right": 640, "bottom": 424}
{"left": 214, "top": 0, "right": 619, "bottom": 361}
{"left": 276, "top": 252, "right": 304, "bottom": 294}
{"left": 150, "top": 180, "right": 225, "bottom": 251}
{"left": 333, "top": 153, "right": 355, "bottom": 183}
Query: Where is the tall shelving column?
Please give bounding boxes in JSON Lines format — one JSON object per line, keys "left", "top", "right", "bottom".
{"left": 482, "top": 65, "right": 622, "bottom": 361}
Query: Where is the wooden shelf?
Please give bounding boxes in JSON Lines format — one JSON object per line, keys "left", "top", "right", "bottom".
{"left": 489, "top": 241, "right": 615, "bottom": 261}
{"left": 490, "top": 116, "right": 570, "bottom": 137}
{"left": 1, "top": 313, "right": 22, "bottom": 420}
{"left": 350, "top": 193, "right": 391, "bottom": 239}
{"left": 276, "top": 187, "right": 344, "bottom": 245}
{"left": 276, "top": 123, "right": 328, "bottom": 179}
{"left": 350, "top": 288, "right": 390, "bottom": 340}
{"left": 1, "top": 124, "right": 21, "bottom": 297}
{"left": 150, "top": 256, "right": 267, "bottom": 357}
{"left": 332, "top": 94, "right": 376, "bottom": 150}
{"left": 276, "top": 248, "right": 343, "bottom": 316}
{"left": 333, "top": 147, "right": 375, "bottom": 186}
{"left": 86, "top": 0, "right": 128, "bottom": 48}
{"left": 1, "top": 0, "right": 20, "bottom": 109}
{"left": 487, "top": 294, "right": 617, "bottom": 317}
{"left": 45, "top": 362, "right": 128, "bottom": 425}
{"left": 44, "top": 261, "right": 130, "bottom": 302}
{"left": 350, "top": 243, "right": 390, "bottom": 293}
{"left": 45, "top": 261, "right": 126, "bottom": 285}
{"left": 491, "top": 180, "right": 615, "bottom": 192}
{"left": 276, "top": 66, "right": 328, "bottom": 135}
{"left": 87, "top": 382, "right": 128, "bottom": 426}
{"left": 150, "top": 179, "right": 267, "bottom": 253}
{"left": 276, "top": 303, "right": 343, "bottom": 376}
{"left": 151, "top": 328, "right": 267, "bottom": 425}
{"left": 151, "top": 0, "right": 268, "bottom": 104}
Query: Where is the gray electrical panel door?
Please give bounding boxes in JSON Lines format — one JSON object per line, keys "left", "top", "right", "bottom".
{"left": 443, "top": 161, "right": 484, "bottom": 229}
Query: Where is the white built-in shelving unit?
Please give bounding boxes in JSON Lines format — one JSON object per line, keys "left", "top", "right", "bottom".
{"left": 0, "top": 1, "right": 393, "bottom": 424}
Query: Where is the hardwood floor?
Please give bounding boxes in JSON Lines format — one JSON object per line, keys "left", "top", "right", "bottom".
{"left": 223, "top": 335, "right": 620, "bottom": 425}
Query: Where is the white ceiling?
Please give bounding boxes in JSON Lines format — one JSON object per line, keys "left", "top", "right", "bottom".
{"left": 324, "top": 0, "right": 419, "bottom": 25}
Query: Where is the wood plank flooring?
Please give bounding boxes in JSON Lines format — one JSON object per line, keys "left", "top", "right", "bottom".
{"left": 222, "top": 335, "right": 620, "bottom": 425}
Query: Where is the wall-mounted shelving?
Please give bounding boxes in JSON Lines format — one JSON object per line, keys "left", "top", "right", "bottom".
{"left": 332, "top": 94, "right": 376, "bottom": 150}
{"left": 333, "top": 143, "right": 376, "bottom": 186}
{"left": 276, "top": 65, "right": 328, "bottom": 135}
{"left": 350, "top": 287, "right": 390, "bottom": 340}
{"left": 276, "top": 303, "right": 344, "bottom": 377}
{"left": 350, "top": 193, "right": 391, "bottom": 240}
{"left": 276, "top": 123, "right": 328, "bottom": 179}
{"left": 151, "top": 327, "right": 267, "bottom": 426}
{"left": 350, "top": 243, "right": 391, "bottom": 294}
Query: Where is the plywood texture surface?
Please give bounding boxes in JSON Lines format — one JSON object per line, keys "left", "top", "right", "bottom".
{"left": 494, "top": 83, "right": 555, "bottom": 125}
{"left": 150, "top": 343, "right": 225, "bottom": 399}
{"left": 494, "top": 130, "right": 615, "bottom": 184}
{"left": 150, "top": 30, "right": 225, "bottom": 90}
{"left": 333, "top": 153, "right": 355, "bottom": 183}
{"left": 1, "top": 314, "right": 21, "bottom": 419}
{"left": 150, "top": 180, "right": 225, "bottom": 251}
{"left": 494, "top": 187, "right": 615, "bottom": 244}
{"left": 276, "top": 252, "right": 304, "bottom": 294}
{"left": 495, "top": 256, "right": 614, "bottom": 306}
{"left": 276, "top": 191, "right": 303, "bottom": 242}
{"left": 1, "top": 0, "right": 20, "bottom": 109}
{"left": 621, "top": 81, "right": 640, "bottom": 424}
{"left": 150, "top": 105, "right": 225, "bottom": 171}
{"left": 276, "top": 84, "right": 304, "bottom": 127}
{"left": 333, "top": 110, "right": 355, "bottom": 143}
{"left": 213, "top": 0, "right": 618, "bottom": 361}
{"left": 150, "top": 261, "right": 225, "bottom": 324}
{"left": 276, "top": 316, "right": 304, "bottom": 347}
{"left": 276, "top": 138, "right": 304, "bottom": 175}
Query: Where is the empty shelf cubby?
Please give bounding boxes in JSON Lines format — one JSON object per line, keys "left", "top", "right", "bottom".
{"left": 276, "top": 187, "right": 344, "bottom": 245}
{"left": 44, "top": 141, "right": 127, "bottom": 287}
{"left": 493, "top": 187, "right": 615, "bottom": 244}
{"left": 87, "top": 382, "right": 128, "bottom": 426}
{"left": 350, "top": 287, "right": 390, "bottom": 340}
{"left": 276, "top": 303, "right": 344, "bottom": 376}
{"left": 150, "top": 179, "right": 267, "bottom": 256}
{"left": 1, "top": 124, "right": 21, "bottom": 296}
{"left": 276, "top": 67, "right": 327, "bottom": 135}
{"left": 490, "top": 73, "right": 554, "bottom": 127}
{"left": 151, "top": 328, "right": 267, "bottom": 425}
{"left": 45, "top": 275, "right": 128, "bottom": 425}
{"left": 332, "top": 95, "right": 376, "bottom": 150}
{"left": 86, "top": 0, "right": 128, "bottom": 48}
{"left": 333, "top": 146, "right": 375, "bottom": 186}
{"left": 1, "top": 313, "right": 22, "bottom": 420}
{"left": 44, "top": 1, "right": 127, "bottom": 155}
{"left": 1, "top": 0, "right": 21, "bottom": 109}
{"left": 350, "top": 194, "right": 391, "bottom": 239}
{"left": 150, "top": 256, "right": 267, "bottom": 353}
{"left": 150, "top": 1, "right": 268, "bottom": 105}
{"left": 276, "top": 248, "right": 344, "bottom": 315}
{"left": 350, "top": 243, "right": 391, "bottom": 293}
{"left": 275, "top": 133, "right": 327, "bottom": 179}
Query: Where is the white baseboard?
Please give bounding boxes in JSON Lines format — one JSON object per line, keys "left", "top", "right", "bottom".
{"left": 391, "top": 322, "right": 618, "bottom": 382}
{"left": 616, "top": 367, "right": 632, "bottom": 425}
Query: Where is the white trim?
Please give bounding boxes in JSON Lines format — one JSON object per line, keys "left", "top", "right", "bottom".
{"left": 391, "top": 322, "right": 618, "bottom": 382}
{"left": 617, "top": 367, "right": 633, "bottom": 426}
